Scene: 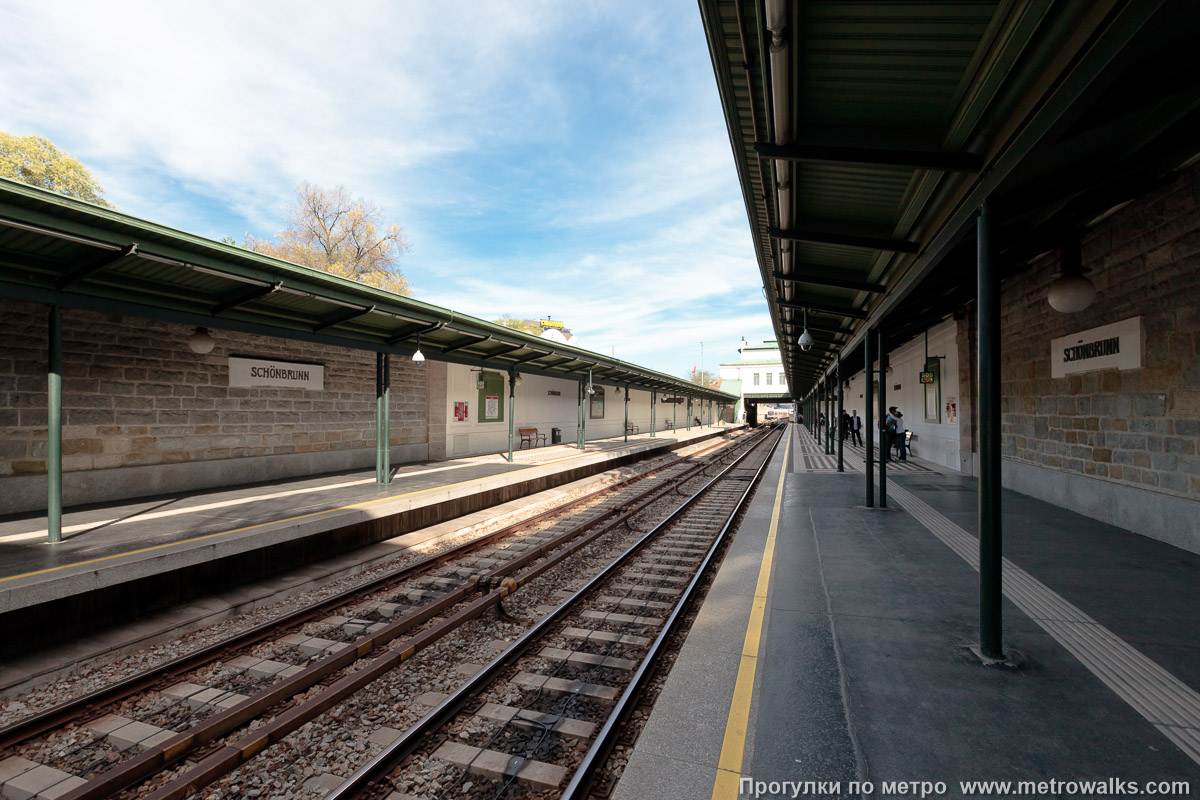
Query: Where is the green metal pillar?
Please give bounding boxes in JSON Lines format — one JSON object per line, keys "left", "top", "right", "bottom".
{"left": 978, "top": 200, "right": 1004, "bottom": 659}
{"left": 816, "top": 387, "right": 822, "bottom": 445}
{"left": 878, "top": 328, "right": 887, "bottom": 508}
{"left": 47, "top": 305, "right": 62, "bottom": 543}
{"left": 672, "top": 393, "right": 676, "bottom": 433}
{"left": 865, "top": 333, "right": 875, "bottom": 507}
{"left": 375, "top": 352, "right": 384, "bottom": 484}
{"left": 651, "top": 390, "right": 657, "bottom": 437}
{"left": 382, "top": 353, "right": 391, "bottom": 483}
{"left": 686, "top": 398, "right": 691, "bottom": 431}
{"left": 624, "top": 385, "right": 629, "bottom": 442}
{"left": 577, "top": 380, "right": 586, "bottom": 449}
{"left": 837, "top": 357, "right": 844, "bottom": 472}
{"left": 507, "top": 369, "right": 517, "bottom": 463}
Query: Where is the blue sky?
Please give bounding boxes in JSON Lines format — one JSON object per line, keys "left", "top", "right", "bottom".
{"left": 0, "top": 0, "right": 775, "bottom": 375}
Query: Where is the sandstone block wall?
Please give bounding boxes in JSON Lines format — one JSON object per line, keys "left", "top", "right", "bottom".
{"left": 0, "top": 302, "right": 428, "bottom": 481}
{"left": 999, "top": 166, "right": 1200, "bottom": 501}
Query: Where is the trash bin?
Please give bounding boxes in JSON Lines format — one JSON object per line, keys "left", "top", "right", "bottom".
{"left": 551, "top": 427, "right": 562, "bottom": 444}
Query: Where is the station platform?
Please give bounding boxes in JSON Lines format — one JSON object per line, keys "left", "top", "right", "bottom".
{"left": 0, "top": 424, "right": 740, "bottom": 668}
{"left": 616, "top": 424, "right": 1200, "bottom": 799}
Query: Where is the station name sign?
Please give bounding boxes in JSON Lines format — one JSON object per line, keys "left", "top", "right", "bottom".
{"left": 229, "top": 356, "right": 324, "bottom": 389}
{"left": 1050, "top": 317, "right": 1141, "bottom": 379}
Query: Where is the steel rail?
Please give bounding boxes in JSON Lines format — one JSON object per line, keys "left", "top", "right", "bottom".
{"left": 0, "top": 431, "right": 740, "bottom": 752}
{"left": 48, "top": 430, "right": 768, "bottom": 800}
{"left": 324, "top": 424, "right": 785, "bottom": 800}
{"left": 560, "top": 423, "right": 785, "bottom": 799}
{"left": 131, "top": 429, "right": 775, "bottom": 800}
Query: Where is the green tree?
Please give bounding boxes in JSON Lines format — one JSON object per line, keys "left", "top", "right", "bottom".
{"left": 685, "top": 368, "right": 719, "bottom": 387}
{"left": 0, "top": 132, "right": 112, "bottom": 207}
{"left": 494, "top": 315, "right": 543, "bottom": 335}
{"left": 245, "top": 182, "right": 411, "bottom": 296}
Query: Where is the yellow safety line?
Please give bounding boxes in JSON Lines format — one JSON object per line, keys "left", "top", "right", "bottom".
{"left": 0, "top": 453, "right": 597, "bottom": 584}
{"left": 711, "top": 433, "right": 789, "bottom": 799}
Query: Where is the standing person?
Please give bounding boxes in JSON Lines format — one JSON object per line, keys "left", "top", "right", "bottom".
{"left": 849, "top": 409, "right": 862, "bottom": 446}
{"left": 840, "top": 410, "right": 851, "bottom": 442}
{"left": 893, "top": 407, "right": 907, "bottom": 461}
{"left": 883, "top": 406, "right": 897, "bottom": 462}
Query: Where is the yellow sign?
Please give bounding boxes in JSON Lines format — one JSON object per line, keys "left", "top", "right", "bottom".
{"left": 539, "top": 319, "right": 564, "bottom": 329}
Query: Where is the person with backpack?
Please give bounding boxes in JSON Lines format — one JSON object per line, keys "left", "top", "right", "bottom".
{"left": 893, "top": 407, "right": 907, "bottom": 461}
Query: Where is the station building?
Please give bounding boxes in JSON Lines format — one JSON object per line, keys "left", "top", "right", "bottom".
{"left": 0, "top": 179, "right": 735, "bottom": 518}
{"left": 717, "top": 338, "right": 789, "bottom": 422}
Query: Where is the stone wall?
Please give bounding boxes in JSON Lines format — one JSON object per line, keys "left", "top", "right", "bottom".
{"left": 0, "top": 301, "right": 429, "bottom": 508}
{"left": 999, "top": 166, "right": 1200, "bottom": 502}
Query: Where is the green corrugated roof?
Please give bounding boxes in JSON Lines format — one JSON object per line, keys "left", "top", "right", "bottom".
{"left": 700, "top": 0, "right": 1198, "bottom": 398}
{"left": 0, "top": 177, "right": 736, "bottom": 403}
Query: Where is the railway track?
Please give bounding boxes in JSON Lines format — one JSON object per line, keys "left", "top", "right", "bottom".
{"left": 0, "top": 426, "right": 774, "bottom": 800}
{"left": 327, "top": 423, "right": 785, "bottom": 800}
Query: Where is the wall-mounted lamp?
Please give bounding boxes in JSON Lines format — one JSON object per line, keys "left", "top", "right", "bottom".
{"left": 188, "top": 327, "right": 214, "bottom": 354}
{"left": 1047, "top": 237, "right": 1096, "bottom": 313}
{"left": 514, "top": 373, "right": 523, "bottom": 387}
{"left": 412, "top": 334, "right": 426, "bottom": 362}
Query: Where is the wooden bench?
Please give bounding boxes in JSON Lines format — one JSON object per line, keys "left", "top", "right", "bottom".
{"left": 518, "top": 428, "right": 547, "bottom": 449}
{"left": 625, "top": 422, "right": 640, "bottom": 434}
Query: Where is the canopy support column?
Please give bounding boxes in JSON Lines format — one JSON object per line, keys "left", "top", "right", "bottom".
{"left": 577, "top": 379, "right": 586, "bottom": 450}
{"left": 978, "top": 200, "right": 1004, "bottom": 659}
{"left": 47, "top": 305, "right": 62, "bottom": 544}
{"left": 507, "top": 369, "right": 517, "bottom": 463}
{"left": 865, "top": 333, "right": 875, "bottom": 507}
{"left": 651, "top": 390, "right": 657, "bottom": 437}
{"left": 375, "top": 353, "right": 385, "bottom": 484}
{"left": 878, "top": 329, "right": 887, "bottom": 508}
{"left": 382, "top": 354, "right": 391, "bottom": 483}
{"left": 837, "top": 357, "right": 844, "bottom": 472}
{"left": 624, "top": 385, "right": 629, "bottom": 442}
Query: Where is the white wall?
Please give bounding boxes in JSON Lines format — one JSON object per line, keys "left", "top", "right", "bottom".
{"left": 438, "top": 364, "right": 709, "bottom": 458}
{"left": 843, "top": 317, "right": 961, "bottom": 470}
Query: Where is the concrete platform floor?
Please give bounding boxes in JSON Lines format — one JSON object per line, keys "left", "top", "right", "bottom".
{"left": 616, "top": 424, "right": 1200, "bottom": 799}
{"left": 0, "top": 426, "right": 730, "bottom": 579}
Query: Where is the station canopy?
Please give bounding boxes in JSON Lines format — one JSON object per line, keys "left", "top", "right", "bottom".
{"left": 699, "top": 0, "right": 1200, "bottom": 394}
{"left": 0, "top": 177, "right": 735, "bottom": 404}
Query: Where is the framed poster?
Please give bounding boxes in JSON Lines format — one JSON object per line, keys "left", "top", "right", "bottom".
{"left": 923, "top": 360, "right": 941, "bottom": 423}
{"left": 477, "top": 371, "right": 504, "bottom": 422}
{"left": 589, "top": 386, "right": 605, "bottom": 419}
{"left": 454, "top": 401, "right": 468, "bottom": 421}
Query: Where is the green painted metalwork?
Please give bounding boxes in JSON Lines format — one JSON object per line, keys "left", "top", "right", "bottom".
{"left": 878, "top": 329, "right": 887, "bottom": 508}
{"left": 623, "top": 386, "right": 629, "bottom": 443}
{"left": 375, "top": 353, "right": 384, "bottom": 484}
{"left": 865, "top": 332, "right": 874, "bottom": 507}
{"left": 0, "top": 177, "right": 735, "bottom": 408}
{"left": 47, "top": 305, "right": 62, "bottom": 543}
{"left": 508, "top": 369, "right": 517, "bottom": 464}
{"left": 651, "top": 390, "right": 656, "bottom": 437}
{"left": 978, "top": 201, "right": 1004, "bottom": 658}
{"left": 382, "top": 353, "right": 391, "bottom": 483}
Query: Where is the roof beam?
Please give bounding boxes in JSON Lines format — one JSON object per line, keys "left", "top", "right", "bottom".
{"left": 484, "top": 343, "right": 525, "bottom": 359}
{"left": 313, "top": 305, "right": 376, "bottom": 333}
{"left": 755, "top": 142, "right": 982, "bottom": 172}
{"left": 57, "top": 244, "right": 139, "bottom": 289}
{"left": 385, "top": 320, "right": 443, "bottom": 345}
{"left": 769, "top": 226, "right": 920, "bottom": 254}
{"left": 211, "top": 281, "right": 283, "bottom": 315}
{"left": 773, "top": 270, "right": 885, "bottom": 294}
{"left": 440, "top": 334, "right": 490, "bottom": 354}
{"left": 776, "top": 298, "right": 868, "bottom": 319}
{"left": 512, "top": 350, "right": 552, "bottom": 365}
